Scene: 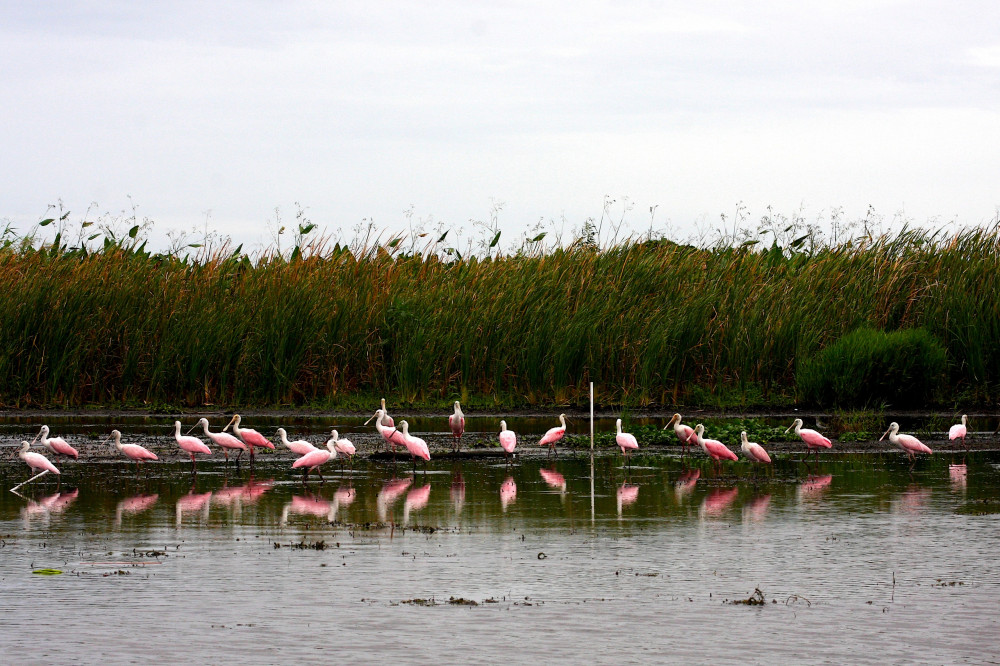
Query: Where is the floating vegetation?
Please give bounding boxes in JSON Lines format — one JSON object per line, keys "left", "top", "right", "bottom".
{"left": 728, "top": 587, "right": 767, "bottom": 606}
{"left": 31, "top": 568, "right": 63, "bottom": 576}
{"left": 955, "top": 500, "right": 1000, "bottom": 515}
{"left": 275, "top": 540, "right": 327, "bottom": 550}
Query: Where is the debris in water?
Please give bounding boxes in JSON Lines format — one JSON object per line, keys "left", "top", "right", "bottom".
{"left": 32, "top": 568, "right": 63, "bottom": 576}
{"left": 729, "top": 587, "right": 766, "bottom": 606}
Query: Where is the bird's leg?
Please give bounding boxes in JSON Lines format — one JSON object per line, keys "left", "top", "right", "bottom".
{"left": 302, "top": 468, "right": 308, "bottom": 484}
{"left": 190, "top": 453, "right": 197, "bottom": 474}
{"left": 318, "top": 468, "right": 324, "bottom": 484}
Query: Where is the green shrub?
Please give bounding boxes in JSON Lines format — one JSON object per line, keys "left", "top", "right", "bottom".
{"left": 797, "top": 328, "right": 947, "bottom": 407}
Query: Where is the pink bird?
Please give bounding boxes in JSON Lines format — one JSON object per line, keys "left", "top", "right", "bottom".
{"left": 399, "top": 420, "right": 431, "bottom": 467}
{"left": 615, "top": 418, "right": 639, "bottom": 466}
{"left": 327, "top": 429, "right": 356, "bottom": 458}
{"left": 225, "top": 414, "right": 276, "bottom": 460}
{"left": 693, "top": 424, "right": 739, "bottom": 471}
{"left": 786, "top": 418, "right": 832, "bottom": 461}
{"left": 539, "top": 413, "right": 567, "bottom": 456}
{"left": 18, "top": 440, "right": 60, "bottom": 476}
{"left": 106, "top": 429, "right": 157, "bottom": 472}
{"left": 880, "top": 422, "right": 933, "bottom": 461}
{"left": 277, "top": 428, "right": 317, "bottom": 456}
{"left": 449, "top": 401, "right": 465, "bottom": 452}
{"left": 173, "top": 420, "right": 212, "bottom": 472}
{"left": 499, "top": 420, "right": 517, "bottom": 462}
{"left": 36, "top": 425, "right": 79, "bottom": 459}
{"left": 740, "top": 431, "right": 772, "bottom": 464}
{"left": 292, "top": 440, "right": 338, "bottom": 483}
{"left": 949, "top": 415, "right": 968, "bottom": 450}
{"left": 371, "top": 409, "right": 407, "bottom": 454}
{"left": 363, "top": 398, "right": 395, "bottom": 428}
{"left": 196, "top": 418, "right": 247, "bottom": 463}
{"left": 664, "top": 413, "right": 696, "bottom": 455}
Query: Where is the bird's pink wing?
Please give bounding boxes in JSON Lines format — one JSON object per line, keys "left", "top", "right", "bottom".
{"left": 292, "top": 449, "right": 330, "bottom": 469}
{"left": 49, "top": 438, "right": 79, "bottom": 458}
{"left": 898, "top": 434, "right": 932, "bottom": 454}
{"left": 705, "top": 439, "right": 738, "bottom": 461}
{"left": 616, "top": 433, "right": 639, "bottom": 450}
{"left": 948, "top": 424, "right": 966, "bottom": 440}
{"left": 499, "top": 431, "right": 516, "bottom": 453}
{"left": 679, "top": 425, "right": 695, "bottom": 443}
{"left": 801, "top": 429, "right": 832, "bottom": 448}
{"left": 25, "top": 452, "right": 60, "bottom": 474}
{"left": 122, "top": 444, "right": 158, "bottom": 461}
{"left": 748, "top": 443, "right": 771, "bottom": 464}
{"left": 539, "top": 426, "right": 565, "bottom": 446}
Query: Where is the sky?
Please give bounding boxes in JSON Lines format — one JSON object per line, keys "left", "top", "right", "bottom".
{"left": 2, "top": 1, "right": 999, "bottom": 252}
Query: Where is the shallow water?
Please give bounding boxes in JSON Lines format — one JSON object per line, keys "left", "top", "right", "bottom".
{"left": 2, "top": 446, "right": 999, "bottom": 664}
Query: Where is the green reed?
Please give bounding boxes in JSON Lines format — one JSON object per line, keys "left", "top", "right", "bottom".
{"left": 1, "top": 224, "right": 998, "bottom": 409}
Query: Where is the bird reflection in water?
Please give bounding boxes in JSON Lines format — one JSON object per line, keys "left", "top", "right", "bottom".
{"left": 742, "top": 494, "right": 771, "bottom": 524}
{"left": 949, "top": 464, "right": 967, "bottom": 493}
{"left": 377, "top": 477, "right": 413, "bottom": 522}
{"left": 500, "top": 477, "right": 517, "bottom": 512}
{"left": 175, "top": 488, "right": 213, "bottom": 526}
{"left": 115, "top": 493, "right": 159, "bottom": 528}
{"left": 700, "top": 487, "right": 738, "bottom": 518}
{"left": 674, "top": 468, "right": 700, "bottom": 502}
{"left": 797, "top": 475, "right": 833, "bottom": 503}
{"left": 616, "top": 483, "right": 639, "bottom": 517}
{"left": 451, "top": 468, "right": 465, "bottom": 515}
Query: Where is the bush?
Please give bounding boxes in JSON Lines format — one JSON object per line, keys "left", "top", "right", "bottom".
{"left": 797, "top": 328, "right": 947, "bottom": 408}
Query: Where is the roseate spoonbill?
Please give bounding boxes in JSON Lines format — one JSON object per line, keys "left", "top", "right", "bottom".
{"left": 399, "top": 420, "right": 430, "bottom": 469}
{"left": 615, "top": 419, "right": 639, "bottom": 467}
{"left": 370, "top": 409, "right": 406, "bottom": 455}
{"left": 36, "top": 425, "right": 79, "bottom": 459}
{"left": 364, "top": 399, "right": 395, "bottom": 428}
{"left": 740, "top": 431, "right": 772, "bottom": 467}
{"left": 106, "top": 429, "right": 158, "bottom": 472}
{"left": 292, "top": 440, "right": 338, "bottom": 483}
{"left": 196, "top": 418, "right": 247, "bottom": 464}
{"left": 949, "top": 415, "right": 968, "bottom": 450}
{"left": 18, "top": 441, "right": 60, "bottom": 476}
{"left": 500, "top": 477, "right": 517, "bottom": 512}
{"left": 277, "top": 428, "right": 317, "bottom": 456}
{"left": 327, "top": 429, "right": 355, "bottom": 470}
{"left": 539, "top": 414, "right": 567, "bottom": 456}
{"left": 449, "top": 401, "right": 465, "bottom": 452}
{"left": 224, "top": 414, "right": 275, "bottom": 461}
{"left": 499, "top": 420, "right": 517, "bottom": 463}
{"left": 880, "top": 422, "right": 933, "bottom": 461}
{"left": 664, "top": 413, "right": 696, "bottom": 455}
{"left": 693, "top": 424, "right": 739, "bottom": 472}
{"left": 173, "top": 421, "right": 212, "bottom": 472}
{"left": 785, "top": 418, "right": 832, "bottom": 461}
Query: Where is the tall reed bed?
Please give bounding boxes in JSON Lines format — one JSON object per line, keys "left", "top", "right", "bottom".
{"left": 1, "top": 226, "right": 998, "bottom": 408}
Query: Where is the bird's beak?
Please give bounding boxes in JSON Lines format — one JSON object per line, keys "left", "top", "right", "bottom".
{"left": 364, "top": 413, "right": 378, "bottom": 425}
{"left": 784, "top": 424, "right": 792, "bottom": 433}
{"left": 28, "top": 429, "right": 41, "bottom": 446}
{"left": 879, "top": 427, "right": 891, "bottom": 441}
{"left": 184, "top": 423, "right": 197, "bottom": 435}
{"left": 222, "top": 415, "right": 237, "bottom": 433}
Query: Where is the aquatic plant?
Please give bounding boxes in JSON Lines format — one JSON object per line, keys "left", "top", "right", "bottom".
{"left": 1, "top": 219, "right": 999, "bottom": 409}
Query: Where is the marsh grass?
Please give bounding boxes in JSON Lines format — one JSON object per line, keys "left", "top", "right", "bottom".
{"left": 1, "top": 223, "right": 999, "bottom": 409}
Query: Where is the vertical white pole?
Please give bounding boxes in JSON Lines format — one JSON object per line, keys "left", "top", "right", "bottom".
{"left": 590, "top": 382, "right": 594, "bottom": 452}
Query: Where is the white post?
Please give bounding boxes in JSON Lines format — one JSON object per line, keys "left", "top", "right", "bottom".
{"left": 590, "top": 382, "right": 594, "bottom": 452}
{"left": 10, "top": 469, "right": 49, "bottom": 493}
{"left": 590, "top": 381, "right": 595, "bottom": 524}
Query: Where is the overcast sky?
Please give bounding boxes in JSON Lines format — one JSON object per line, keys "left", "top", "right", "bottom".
{"left": 2, "top": 1, "right": 999, "bottom": 251}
